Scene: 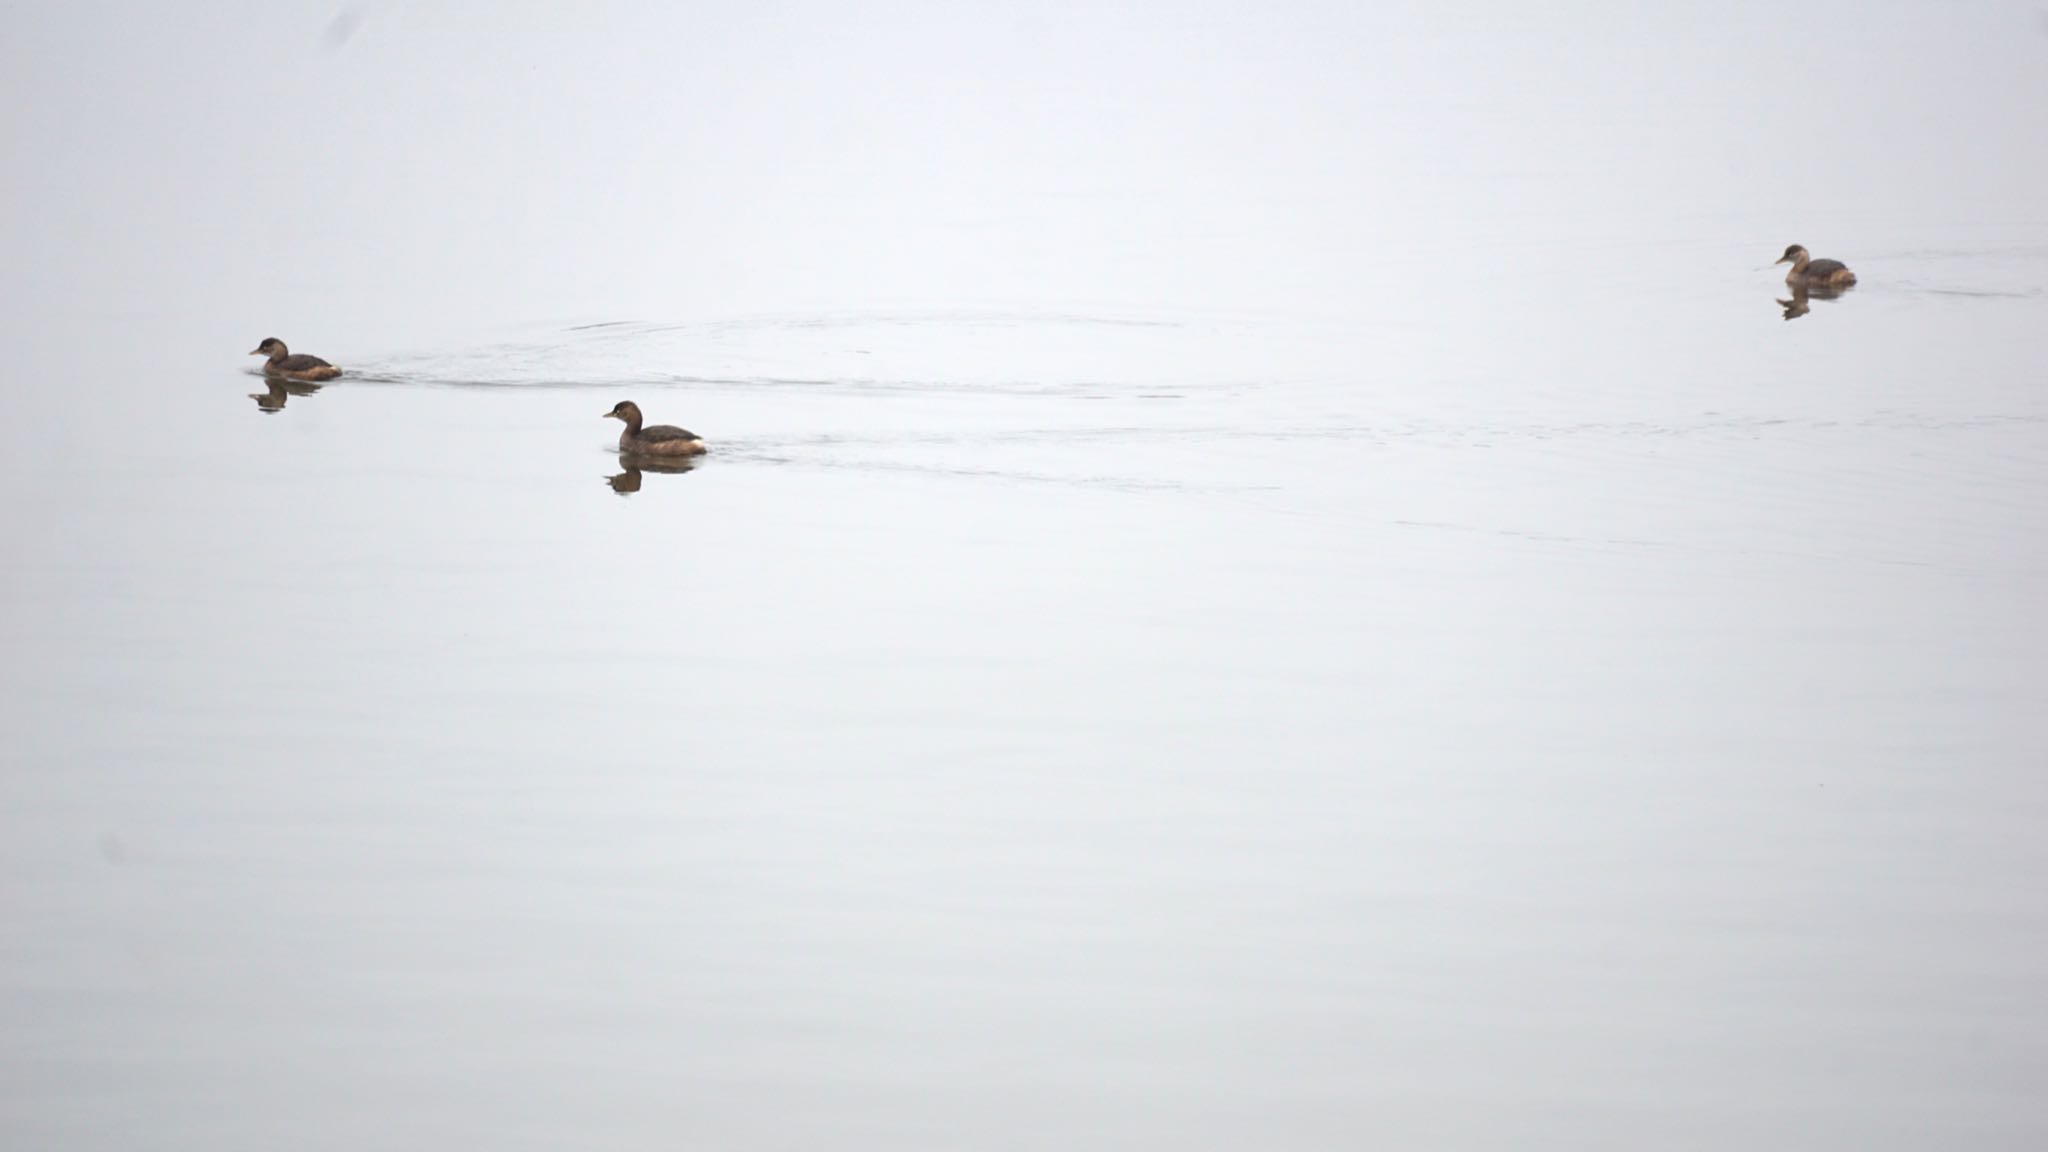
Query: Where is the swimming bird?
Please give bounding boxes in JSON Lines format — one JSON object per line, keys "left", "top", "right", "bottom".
{"left": 605, "top": 401, "right": 707, "bottom": 457}
{"left": 1774, "top": 245, "right": 1856, "bottom": 288}
{"left": 249, "top": 337, "right": 342, "bottom": 382}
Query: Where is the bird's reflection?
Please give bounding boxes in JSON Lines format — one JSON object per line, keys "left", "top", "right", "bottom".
{"left": 1776, "top": 282, "right": 1849, "bottom": 322}
{"left": 249, "top": 377, "right": 325, "bottom": 412}
{"left": 608, "top": 458, "right": 698, "bottom": 494}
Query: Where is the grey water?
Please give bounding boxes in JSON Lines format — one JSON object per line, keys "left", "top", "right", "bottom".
{"left": 3, "top": 2, "right": 2047, "bottom": 1148}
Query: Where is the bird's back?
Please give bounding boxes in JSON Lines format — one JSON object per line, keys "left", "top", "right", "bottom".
{"left": 636, "top": 423, "right": 701, "bottom": 444}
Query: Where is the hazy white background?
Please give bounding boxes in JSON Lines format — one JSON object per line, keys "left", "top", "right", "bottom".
{"left": 2, "top": 2, "right": 2046, "bottom": 1149}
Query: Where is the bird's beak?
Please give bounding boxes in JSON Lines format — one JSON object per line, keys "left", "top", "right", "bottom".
{"left": 248, "top": 347, "right": 263, "bottom": 355}
{"left": 1772, "top": 255, "right": 1789, "bottom": 265}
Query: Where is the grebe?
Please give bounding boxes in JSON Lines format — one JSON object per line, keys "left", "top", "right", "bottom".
{"left": 1774, "top": 245, "right": 1856, "bottom": 288}
{"left": 249, "top": 338, "right": 342, "bottom": 382}
{"left": 605, "top": 401, "right": 707, "bottom": 457}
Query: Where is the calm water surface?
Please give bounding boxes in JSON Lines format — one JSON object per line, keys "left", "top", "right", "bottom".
{"left": 3, "top": 3, "right": 2046, "bottom": 1149}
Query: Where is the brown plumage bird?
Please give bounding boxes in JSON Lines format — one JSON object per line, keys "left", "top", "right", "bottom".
{"left": 250, "top": 337, "right": 342, "bottom": 382}
{"left": 1774, "top": 245, "right": 1857, "bottom": 288}
{"left": 605, "top": 401, "right": 707, "bottom": 457}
